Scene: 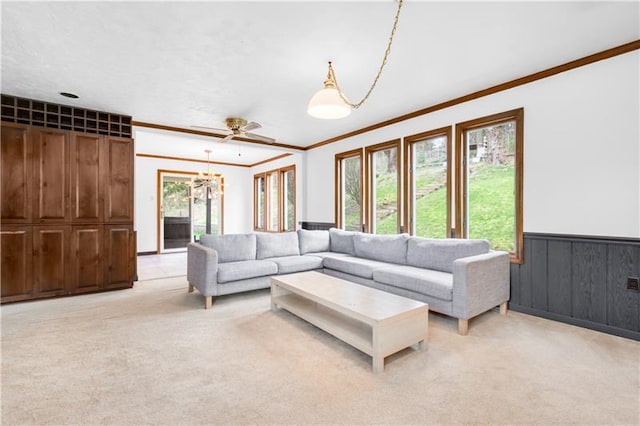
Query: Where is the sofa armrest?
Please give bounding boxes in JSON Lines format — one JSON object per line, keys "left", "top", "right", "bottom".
{"left": 451, "top": 251, "right": 510, "bottom": 320}
{"left": 187, "top": 243, "right": 219, "bottom": 297}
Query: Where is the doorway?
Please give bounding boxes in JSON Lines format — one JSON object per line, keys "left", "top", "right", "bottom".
{"left": 157, "top": 170, "right": 224, "bottom": 253}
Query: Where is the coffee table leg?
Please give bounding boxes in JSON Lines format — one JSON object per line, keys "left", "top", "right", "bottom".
{"left": 270, "top": 282, "right": 279, "bottom": 311}
{"left": 372, "top": 326, "right": 384, "bottom": 373}
{"left": 372, "top": 355, "right": 384, "bottom": 374}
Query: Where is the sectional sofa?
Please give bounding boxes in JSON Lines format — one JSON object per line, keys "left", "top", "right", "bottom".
{"left": 187, "top": 228, "right": 510, "bottom": 335}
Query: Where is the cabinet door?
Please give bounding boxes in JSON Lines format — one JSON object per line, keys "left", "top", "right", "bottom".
{"left": 1, "top": 123, "right": 32, "bottom": 223}
{"left": 70, "top": 225, "right": 103, "bottom": 293}
{"left": 104, "top": 225, "right": 135, "bottom": 289}
{"left": 33, "top": 225, "right": 70, "bottom": 297}
{"left": 103, "top": 137, "right": 133, "bottom": 223}
{"left": 33, "top": 129, "right": 70, "bottom": 223}
{"left": 1, "top": 226, "right": 33, "bottom": 302}
{"left": 70, "top": 133, "right": 103, "bottom": 223}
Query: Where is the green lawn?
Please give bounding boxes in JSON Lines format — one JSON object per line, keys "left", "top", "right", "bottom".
{"left": 375, "top": 164, "right": 515, "bottom": 251}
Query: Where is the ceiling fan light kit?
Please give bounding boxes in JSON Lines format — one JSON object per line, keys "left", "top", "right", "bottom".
{"left": 307, "top": 0, "right": 404, "bottom": 120}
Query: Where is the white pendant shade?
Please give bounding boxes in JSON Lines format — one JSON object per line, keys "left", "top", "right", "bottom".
{"left": 307, "top": 87, "right": 351, "bottom": 119}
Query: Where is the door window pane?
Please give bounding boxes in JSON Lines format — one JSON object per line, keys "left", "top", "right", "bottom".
{"left": 465, "top": 121, "right": 516, "bottom": 252}
{"left": 411, "top": 135, "right": 448, "bottom": 238}
{"left": 192, "top": 176, "right": 223, "bottom": 239}
{"left": 162, "top": 176, "right": 191, "bottom": 249}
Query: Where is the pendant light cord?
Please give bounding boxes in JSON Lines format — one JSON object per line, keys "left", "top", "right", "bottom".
{"left": 331, "top": 0, "right": 404, "bottom": 109}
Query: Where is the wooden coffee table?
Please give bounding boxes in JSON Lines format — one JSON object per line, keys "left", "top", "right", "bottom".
{"left": 271, "top": 271, "right": 428, "bottom": 373}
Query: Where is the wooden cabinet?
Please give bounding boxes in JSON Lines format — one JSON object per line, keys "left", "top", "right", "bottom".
{"left": 32, "top": 129, "right": 70, "bottom": 223}
{"left": 0, "top": 226, "right": 33, "bottom": 302}
{"left": 1, "top": 123, "right": 32, "bottom": 223}
{"left": 104, "top": 137, "right": 134, "bottom": 223}
{"left": 71, "top": 225, "right": 103, "bottom": 293}
{"left": 70, "top": 133, "right": 103, "bottom": 223}
{"left": 33, "top": 225, "right": 70, "bottom": 297}
{"left": 104, "top": 225, "right": 136, "bottom": 288}
{"left": 1, "top": 121, "right": 135, "bottom": 303}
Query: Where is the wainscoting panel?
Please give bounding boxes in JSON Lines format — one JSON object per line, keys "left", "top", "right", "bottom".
{"left": 300, "top": 222, "right": 335, "bottom": 231}
{"left": 510, "top": 233, "right": 640, "bottom": 340}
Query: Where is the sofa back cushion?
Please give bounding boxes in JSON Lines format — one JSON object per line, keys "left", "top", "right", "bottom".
{"left": 329, "top": 228, "right": 356, "bottom": 255}
{"left": 199, "top": 233, "right": 256, "bottom": 263}
{"left": 353, "top": 233, "right": 409, "bottom": 264}
{"left": 297, "top": 229, "right": 330, "bottom": 254}
{"left": 256, "top": 232, "right": 300, "bottom": 259}
{"left": 407, "top": 237, "right": 490, "bottom": 273}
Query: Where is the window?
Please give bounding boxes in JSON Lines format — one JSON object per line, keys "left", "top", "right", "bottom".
{"left": 266, "top": 170, "right": 279, "bottom": 231}
{"left": 365, "top": 139, "right": 401, "bottom": 234}
{"left": 455, "top": 108, "right": 523, "bottom": 263}
{"left": 404, "top": 127, "right": 451, "bottom": 238}
{"left": 254, "top": 165, "right": 296, "bottom": 232}
{"left": 335, "top": 149, "right": 363, "bottom": 232}
{"left": 253, "top": 175, "right": 265, "bottom": 231}
{"left": 281, "top": 165, "right": 296, "bottom": 232}
{"left": 332, "top": 108, "right": 523, "bottom": 263}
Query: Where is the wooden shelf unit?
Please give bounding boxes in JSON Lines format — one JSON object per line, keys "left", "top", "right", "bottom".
{"left": 1, "top": 94, "right": 132, "bottom": 138}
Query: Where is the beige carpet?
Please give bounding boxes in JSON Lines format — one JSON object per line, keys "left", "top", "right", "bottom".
{"left": 2, "top": 276, "right": 638, "bottom": 425}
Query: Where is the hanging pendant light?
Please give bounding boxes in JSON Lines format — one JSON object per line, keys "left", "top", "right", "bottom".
{"left": 307, "top": 62, "right": 351, "bottom": 119}
{"left": 307, "top": 0, "right": 404, "bottom": 119}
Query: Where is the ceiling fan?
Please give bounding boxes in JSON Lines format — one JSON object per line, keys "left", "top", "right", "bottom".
{"left": 193, "top": 117, "right": 275, "bottom": 144}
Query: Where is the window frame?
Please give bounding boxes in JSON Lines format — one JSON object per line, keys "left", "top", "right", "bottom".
{"left": 279, "top": 164, "right": 296, "bottom": 232}
{"left": 253, "top": 174, "right": 265, "bottom": 231}
{"left": 253, "top": 164, "right": 296, "bottom": 232}
{"left": 403, "top": 126, "right": 452, "bottom": 238}
{"left": 334, "top": 148, "right": 364, "bottom": 231}
{"left": 455, "top": 108, "right": 524, "bottom": 263}
{"left": 365, "top": 139, "right": 402, "bottom": 234}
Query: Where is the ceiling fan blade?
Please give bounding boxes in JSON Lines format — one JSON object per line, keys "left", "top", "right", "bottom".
{"left": 218, "top": 134, "right": 235, "bottom": 143}
{"left": 244, "top": 132, "right": 275, "bottom": 144}
{"left": 191, "top": 125, "right": 231, "bottom": 134}
{"left": 241, "top": 121, "right": 261, "bottom": 132}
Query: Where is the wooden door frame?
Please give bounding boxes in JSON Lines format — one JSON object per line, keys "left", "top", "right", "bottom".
{"left": 156, "top": 169, "right": 198, "bottom": 253}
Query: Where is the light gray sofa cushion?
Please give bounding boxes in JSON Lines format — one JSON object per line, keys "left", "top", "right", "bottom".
{"left": 329, "top": 228, "right": 356, "bottom": 255}
{"left": 256, "top": 232, "right": 300, "bottom": 260}
{"left": 303, "top": 251, "right": 351, "bottom": 260}
{"left": 407, "top": 237, "right": 490, "bottom": 273}
{"left": 297, "top": 229, "right": 330, "bottom": 254}
{"left": 200, "top": 233, "right": 256, "bottom": 263}
{"left": 269, "top": 255, "right": 323, "bottom": 274}
{"left": 373, "top": 265, "right": 454, "bottom": 301}
{"left": 353, "top": 233, "right": 409, "bottom": 264}
{"left": 217, "top": 260, "right": 278, "bottom": 284}
{"left": 323, "top": 256, "right": 392, "bottom": 279}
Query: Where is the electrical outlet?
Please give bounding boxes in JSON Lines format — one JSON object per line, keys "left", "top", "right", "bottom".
{"left": 628, "top": 277, "right": 640, "bottom": 291}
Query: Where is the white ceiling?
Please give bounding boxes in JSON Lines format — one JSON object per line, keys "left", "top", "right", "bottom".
{"left": 2, "top": 1, "right": 639, "bottom": 164}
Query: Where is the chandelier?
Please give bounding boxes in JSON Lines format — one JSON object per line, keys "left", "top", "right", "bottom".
{"left": 193, "top": 149, "right": 223, "bottom": 197}
{"left": 307, "top": 0, "right": 404, "bottom": 119}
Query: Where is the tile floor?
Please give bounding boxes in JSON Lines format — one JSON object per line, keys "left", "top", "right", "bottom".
{"left": 137, "top": 251, "right": 187, "bottom": 281}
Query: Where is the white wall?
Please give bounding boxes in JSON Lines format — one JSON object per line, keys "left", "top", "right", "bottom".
{"left": 305, "top": 51, "right": 640, "bottom": 238}
{"left": 134, "top": 155, "right": 252, "bottom": 252}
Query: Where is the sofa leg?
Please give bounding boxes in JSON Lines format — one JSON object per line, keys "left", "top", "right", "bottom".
{"left": 188, "top": 283, "right": 194, "bottom": 293}
{"left": 458, "top": 319, "right": 469, "bottom": 336}
{"left": 204, "top": 296, "right": 214, "bottom": 309}
{"left": 500, "top": 302, "right": 508, "bottom": 315}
